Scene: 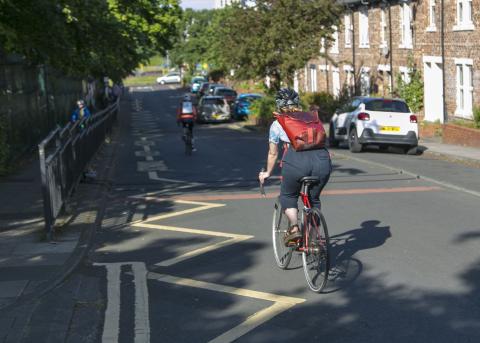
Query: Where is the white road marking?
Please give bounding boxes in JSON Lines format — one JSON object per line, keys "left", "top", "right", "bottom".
{"left": 95, "top": 262, "right": 151, "bottom": 343}
{"left": 95, "top": 263, "right": 121, "bottom": 343}
{"left": 132, "top": 262, "right": 151, "bottom": 343}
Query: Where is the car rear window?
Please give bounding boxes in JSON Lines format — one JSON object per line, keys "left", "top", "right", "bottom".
{"left": 365, "top": 100, "right": 410, "bottom": 113}
{"left": 365, "top": 99, "right": 410, "bottom": 113}
{"left": 216, "top": 89, "right": 237, "bottom": 96}
{"left": 204, "top": 98, "right": 225, "bottom": 106}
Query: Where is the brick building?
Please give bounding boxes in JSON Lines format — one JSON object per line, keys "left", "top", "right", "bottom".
{"left": 297, "top": 0, "right": 478, "bottom": 123}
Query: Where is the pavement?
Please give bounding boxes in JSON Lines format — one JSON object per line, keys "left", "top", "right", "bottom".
{"left": 1, "top": 113, "right": 479, "bottom": 320}
{"left": 0, "top": 104, "right": 121, "bottom": 317}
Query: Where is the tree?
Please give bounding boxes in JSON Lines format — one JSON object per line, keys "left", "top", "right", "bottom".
{"left": 0, "top": 0, "right": 181, "bottom": 80}
{"left": 169, "top": 9, "right": 215, "bottom": 74}
{"left": 209, "top": 0, "right": 342, "bottom": 90}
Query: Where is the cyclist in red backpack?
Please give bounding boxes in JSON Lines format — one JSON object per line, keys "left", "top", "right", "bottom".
{"left": 177, "top": 94, "right": 197, "bottom": 151}
{"left": 258, "top": 88, "right": 332, "bottom": 245}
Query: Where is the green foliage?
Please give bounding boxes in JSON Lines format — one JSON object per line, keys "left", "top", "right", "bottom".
{"left": 208, "top": 0, "right": 342, "bottom": 90}
{"left": 250, "top": 95, "right": 276, "bottom": 122}
{"left": 0, "top": 119, "right": 10, "bottom": 176}
{"left": 301, "top": 91, "right": 350, "bottom": 122}
{"left": 169, "top": 9, "right": 215, "bottom": 72}
{"left": 0, "top": 1, "right": 182, "bottom": 81}
{"left": 208, "top": 69, "right": 224, "bottom": 82}
{"left": 395, "top": 57, "right": 424, "bottom": 113}
{"left": 473, "top": 107, "right": 480, "bottom": 129}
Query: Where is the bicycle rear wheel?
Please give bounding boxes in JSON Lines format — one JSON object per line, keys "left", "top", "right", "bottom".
{"left": 272, "top": 200, "right": 293, "bottom": 269}
{"left": 184, "top": 132, "right": 193, "bottom": 155}
{"left": 302, "top": 208, "right": 330, "bottom": 293}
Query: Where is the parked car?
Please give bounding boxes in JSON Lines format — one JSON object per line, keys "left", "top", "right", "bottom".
{"left": 197, "top": 96, "right": 231, "bottom": 123}
{"left": 191, "top": 76, "right": 207, "bottom": 93}
{"left": 206, "top": 83, "right": 224, "bottom": 96}
{"left": 213, "top": 87, "right": 237, "bottom": 107}
{"left": 329, "top": 97, "right": 418, "bottom": 154}
{"left": 156, "top": 72, "right": 181, "bottom": 84}
{"left": 233, "top": 93, "right": 262, "bottom": 119}
{"left": 198, "top": 82, "right": 211, "bottom": 98}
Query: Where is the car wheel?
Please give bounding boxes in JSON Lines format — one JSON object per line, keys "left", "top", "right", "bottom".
{"left": 160, "top": 80, "right": 165, "bottom": 85}
{"left": 405, "top": 146, "right": 418, "bottom": 155}
{"left": 348, "top": 127, "right": 363, "bottom": 153}
{"left": 328, "top": 123, "right": 339, "bottom": 148}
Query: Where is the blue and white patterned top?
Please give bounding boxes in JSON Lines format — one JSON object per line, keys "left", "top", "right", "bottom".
{"left": 269, "top": 120, "right": 290, "bottom": 144}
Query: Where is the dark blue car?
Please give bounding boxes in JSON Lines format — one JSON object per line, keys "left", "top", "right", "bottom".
{"left": 233, "top": 93, "right": 262, "bottom": 120}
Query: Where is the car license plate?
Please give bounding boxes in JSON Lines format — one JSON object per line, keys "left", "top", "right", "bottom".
{"left": 380, "top": 126, "right": 400, "bottom": 132}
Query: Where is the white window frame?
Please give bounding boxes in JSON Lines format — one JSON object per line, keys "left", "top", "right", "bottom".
{"left": 399, "top": 2, "right": 413, "bottom": 49}
{"left": 399, "top": 66, "right": 411, "bottom": 84}
{"left": 343, "top": 65, "right": 354, "bottom": 96}
{"left": 360, "top": 67, "right": 371, "bottom": 96}
{"left": 330, "top": 26, "right": 339, "bottom": 54}
{"left": 453, "top": 0, "right": 474, "bottom": 31}
{"left": 427, "top": 0, "right": 437, "bottom": 31}
{"left": 310, "top": 64, "right": 318, "bottom": 92}
{"left": 332, "top": 67, "right": 341, "bottom": 97}
{"left": 304, "top": 65, "right": 309, "bottom": 91}
{"left": 380, "top": 8, "right": 388, "bottom": 48}
{"left": 359, "top": 8, "right": 370, "bottom": 48}
{"left": 455, "top": 58, "right": 473, "bottom": 118}
{"left": 377, "top": 64, "right": 392, "bottom": 94}
{"left": 344, "top": 14, "right": 353, "bottom": 48}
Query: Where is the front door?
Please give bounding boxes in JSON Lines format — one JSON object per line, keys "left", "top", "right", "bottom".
{"left": 423, "top": 59, "right": 444, "bottom": 122}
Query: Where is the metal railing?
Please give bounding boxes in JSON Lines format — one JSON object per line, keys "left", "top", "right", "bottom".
{"left": 38, "top": 99, "right": 119, "bottom": 239}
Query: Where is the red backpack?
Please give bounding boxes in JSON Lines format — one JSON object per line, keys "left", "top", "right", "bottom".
{"left": 274, "top": 111, "right": 326, "bottom": 151}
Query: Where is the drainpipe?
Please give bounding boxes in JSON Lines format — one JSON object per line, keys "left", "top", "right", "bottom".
{"left": 352, "top": 8, "right": 357, "bottom": 95}
{"left": 441, "top": 0, "right": 447, "bottom": 123}
{"left": 388, "top": 2, "right": 394, "bottom": 94}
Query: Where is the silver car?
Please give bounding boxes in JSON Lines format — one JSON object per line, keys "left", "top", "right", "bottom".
{"left": 197, "top": 96, "right": 231, "bottom": 123}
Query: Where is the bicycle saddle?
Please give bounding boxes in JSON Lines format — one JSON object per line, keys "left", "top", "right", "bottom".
{"left": 298, "top": 176, "right": 322, "bottom": 185}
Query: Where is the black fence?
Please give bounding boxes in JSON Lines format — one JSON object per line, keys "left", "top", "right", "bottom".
{"left": 38, "top": 100, "right": 119, "bottom": 239}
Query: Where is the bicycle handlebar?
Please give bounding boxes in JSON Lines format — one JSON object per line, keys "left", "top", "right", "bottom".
{"left": 259, "top": 168, "right": 266, "bottom": 198}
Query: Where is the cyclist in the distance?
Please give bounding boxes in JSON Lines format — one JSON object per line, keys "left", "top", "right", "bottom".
{"left": 258, "top": 88, "right": 332, "bottom": 245}
{"left": 177, "top": 94, "right": 197, "bottom": 151}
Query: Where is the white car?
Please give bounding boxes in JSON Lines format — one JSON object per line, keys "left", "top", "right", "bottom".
{"left": 156, "top": 72, "right": 181, "bottom": 84}
{"left": 329, "top": 97, "right": 419, "bottom": 154}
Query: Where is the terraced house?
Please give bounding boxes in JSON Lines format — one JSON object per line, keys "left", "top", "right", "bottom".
{"left": 297, "top": 0, "right": 478, "bottom": 123}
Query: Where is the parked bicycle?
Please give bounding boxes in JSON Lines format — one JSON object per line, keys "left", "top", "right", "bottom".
{"left": 263, "top": 175, "right": 330, "bottom": 293}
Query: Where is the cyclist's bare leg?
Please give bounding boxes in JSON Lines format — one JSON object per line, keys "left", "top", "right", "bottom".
{"left": 284, "top": 208, "right": 298, "bottom": 228}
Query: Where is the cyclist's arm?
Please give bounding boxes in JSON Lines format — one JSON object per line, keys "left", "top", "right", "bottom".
{"left": 266, "top": 142, "right": 278, "bottom": 175}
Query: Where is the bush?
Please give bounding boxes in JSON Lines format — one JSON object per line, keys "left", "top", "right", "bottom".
{"left": 474, "top": 106, "right": 480, "bottom": 129}
{"left": 300, "top": 91, "right": 349, "bottom": 122}
{"left": 250, "top": 95, "right": 276, "bottom": 126}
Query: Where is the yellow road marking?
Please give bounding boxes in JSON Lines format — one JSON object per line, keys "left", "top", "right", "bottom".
{"left": 150, "top": 273, "right": 305, "bottom": 343}
{"left": 151, "top": 273, "right": 304, "bottom": 304}
{"left": 155, "top": 236, "right": 251, "bottom": 267}
{"left": 131, "top": 199, "right": 252, "bottom": 267}
{"left": 133, "top": 223, "right": 252, "bottom": 239}
{"left": 208, "top": 302, "right": 295, "bottom": 343}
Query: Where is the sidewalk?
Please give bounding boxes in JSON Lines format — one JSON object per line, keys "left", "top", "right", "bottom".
{"left": 419, "top": 137, "right": 480, "bottom": 165}
{"left": 0, "top": 126, "right": 118, "bottom": 318}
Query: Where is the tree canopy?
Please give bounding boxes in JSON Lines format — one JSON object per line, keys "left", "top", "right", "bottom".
{"left": 0, "top": 0, "right": 181, "bottom": 81}
{"left": 169, "top": 0, "right": 342, "bottom": 89}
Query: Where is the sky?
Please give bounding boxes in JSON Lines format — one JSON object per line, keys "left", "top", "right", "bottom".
{"left": 180, "top": 0, "right": 215, "bottom": 10}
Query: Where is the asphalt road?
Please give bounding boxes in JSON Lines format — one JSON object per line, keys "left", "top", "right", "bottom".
{"left": 21, "top": 86, "right": 480, "bottom": 342}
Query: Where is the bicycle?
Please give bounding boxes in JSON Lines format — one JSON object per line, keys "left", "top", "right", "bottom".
{"left": 265, "top": 176, "right": 330, "bottom": 293}
{"left": 182, "top": 124, "right": 194, "bottom": 156}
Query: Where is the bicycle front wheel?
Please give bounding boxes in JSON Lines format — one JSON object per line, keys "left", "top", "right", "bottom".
{"left": 302, "top": 208, "right": 330, "bottom": 293}
{"left": 272, "top": 200, "right": 293, "bottom": 269}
